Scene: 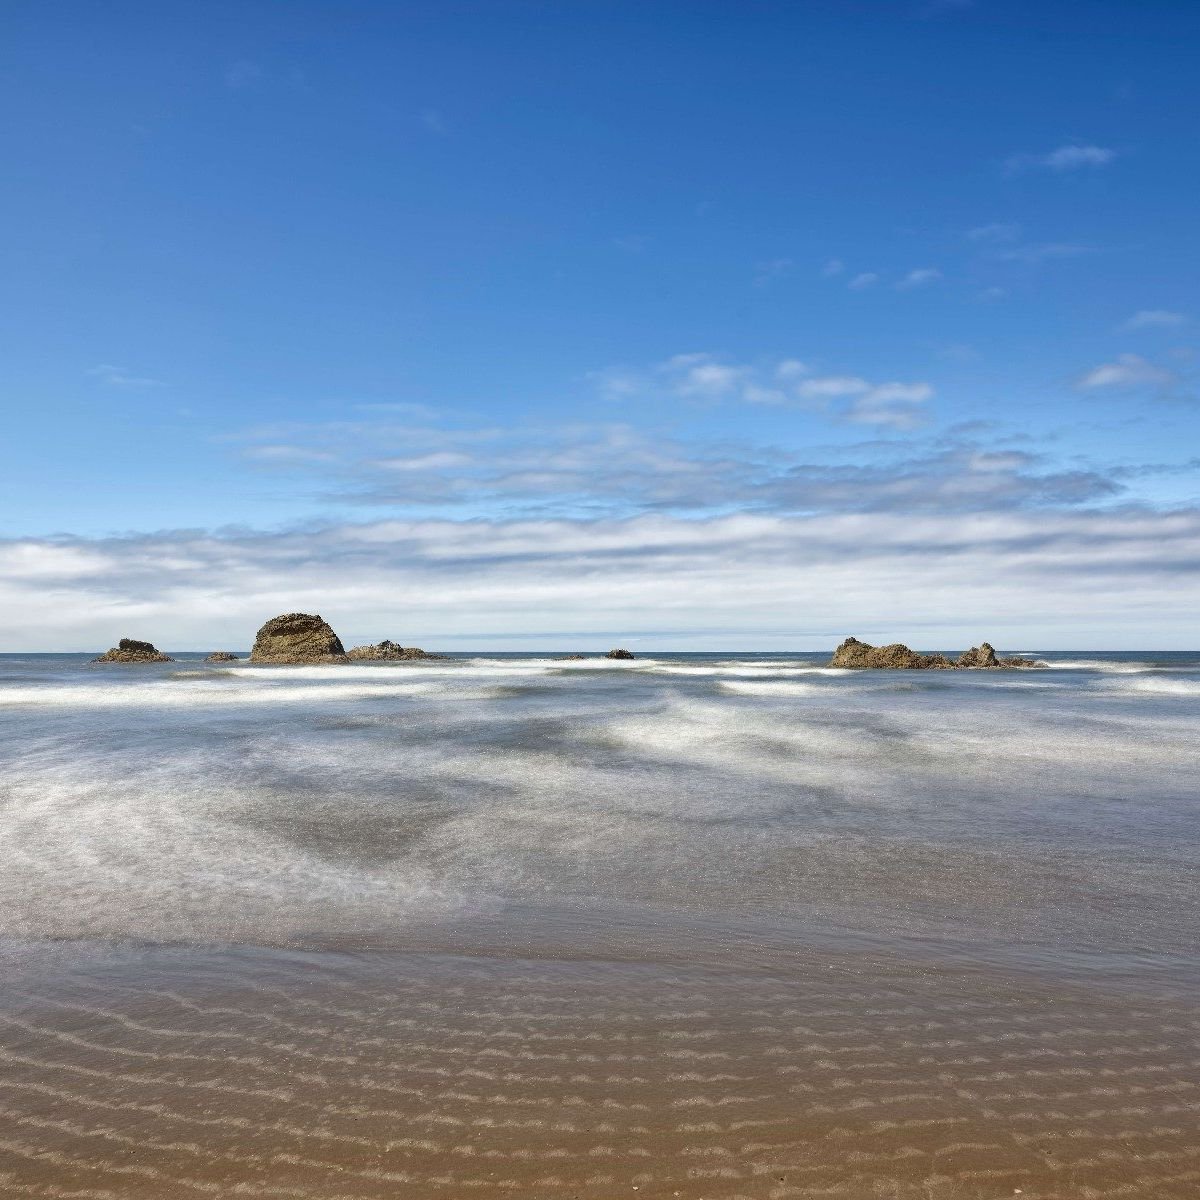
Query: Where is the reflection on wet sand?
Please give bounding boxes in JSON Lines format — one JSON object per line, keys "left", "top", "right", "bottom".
{"left": 1, "top": 943, "right": 1196, "bottom": 1199}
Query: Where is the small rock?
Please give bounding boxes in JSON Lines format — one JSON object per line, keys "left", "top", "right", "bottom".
{"left": 605, "top": 648, "right": 635, "bottom": 660}
{"left": 205, "top": 651, "right": 238, "bottom": 663}
{"left": 93, "top": 638, "right": 173, "bottom": 664}
{"left": 346, "top": 639, "right": 448, "bottom": 661}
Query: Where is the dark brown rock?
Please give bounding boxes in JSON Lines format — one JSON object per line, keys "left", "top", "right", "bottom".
{"left": 205, "top": 651, "right": 238, "bottom": 663}
{"left": 829, "top": 637, "right": 951, "bottom": 669}
{"left": 831, "top": 636, "right": 1044, "bottom": 670}
{"left": 957, "top": 642, "right": 1000, "bottom": 668}
{"left": 93, "top": 638, "right": 173, "bottom": 664}
{"left": 249, "top": 613, "right": 347, "bottom": 664}
{"left": 605, "top": 648, "right": 635, "bottom": 660}
{"left": 346, "top": 640, "right": 447, "bottom": 661}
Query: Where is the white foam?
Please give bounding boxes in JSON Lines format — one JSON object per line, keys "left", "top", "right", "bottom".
{"left": 0, "top": 680, "right": 445, "bottom": 708}
{"left": 1096, "top": 676, "right": 1200, "bottom": 697}
{"left": 1047, "top": 659, "right": 1152, "bottom": 673}
{"left": 716, "top": 680, "right": 825, "bottom": 696}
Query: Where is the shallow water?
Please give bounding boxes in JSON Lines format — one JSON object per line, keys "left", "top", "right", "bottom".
{"left": 1, "top": 650, "right": 1198, "bottom": 1196}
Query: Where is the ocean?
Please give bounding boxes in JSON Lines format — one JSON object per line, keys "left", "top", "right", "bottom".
{"left": 1, "top": 650, "right": 1197, "bottom": 1197}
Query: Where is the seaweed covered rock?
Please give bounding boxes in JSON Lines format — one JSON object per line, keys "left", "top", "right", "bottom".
{"left": 605, "top": 648, "right": 635, "bottom": 660}
{"left": 829, "top": 637, "right": 951, "bottom": 670}
{"left": 346, "top": 640, "right": 447, "bottom": 661}
{"left": 206, "top": 651, "right": 238, "bottom": 663}
{"left": 249, "top": 613, "right": 347, "bottom": 664}
{"left": 94, "top": 638, "right": 173, "bottom": 664}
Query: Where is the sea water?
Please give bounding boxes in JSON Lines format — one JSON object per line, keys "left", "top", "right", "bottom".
{"left": 0, "top": 651, "right": 1197, "bottom": 1197}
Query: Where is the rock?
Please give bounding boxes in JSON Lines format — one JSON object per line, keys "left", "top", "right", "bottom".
{"left": 554, "top": 654, "right": 588, "bottom": 661}
{"left": 829, "top": 637, "right": 951, "bottom": 669}
{"left": 605, "top": 648, "right": 635, "bottom": 660}
{"left": 957, "top": 642, "right": 1000, "bottom": 668}
{"left": 93, "top": 638, "right": 173, "bottom": 664}
{"left": 346, "top": 640, "right": 447, "bottom": 661}
{"left": 205, "top": 651, "right": 238, "bottom": 662}
{"left": 249, "top": 613, "right": 347, "bottom": 664}
{"left": 999, "top": 655, "right": 1043, "bottom": 668}
{"left": 831, "top": 636, "right": 1045, "bottom": 670}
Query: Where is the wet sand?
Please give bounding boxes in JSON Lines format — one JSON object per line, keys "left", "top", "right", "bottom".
{"left": 2, "top": 925, "right": 1198, "bottom": 1200}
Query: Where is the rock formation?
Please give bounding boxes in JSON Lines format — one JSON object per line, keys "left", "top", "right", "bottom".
{"left": 346, "top": 640, "right": 447, "bottom": 661}
{"left": 205, "top": 651, "right": 238, "bottom": 663}
{"left": 605, "top": 648, "right": 635, "bottom": 660}
{"left": 93, "top": 638, "right": 173, "bottom": 663}
{"left": 554, "top": 654, "right": 588, "bottom": 661}
{"left": 830, "top": 636, "right": 1041, "bottom": 670}
{"left": 249, "top": 613, "right": 347, "bottom": 664}
{"left": 956, "top": 642, "right": 999, "bottom": 668}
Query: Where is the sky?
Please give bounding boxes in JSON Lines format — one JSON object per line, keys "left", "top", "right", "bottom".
{"left": 1, "top": 0, "right": 1198, "bottom": 650}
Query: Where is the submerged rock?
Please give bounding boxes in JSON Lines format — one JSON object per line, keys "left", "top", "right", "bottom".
{"left": 605, "top": 648, "right": 635, "bottom": 660}
{"left": 205, "top": 651, "right": 238, "bottom": 663}
{"left": 346, "top": 640, "right": 447, "bottom": 661}
{"left": 249, "top": 613, "right": 347, "bottom": 664}
{"left": 554, "top": 654, "right": 588, "bottom": 661}
{"left": 93, "top": 638, "right": 173, "bottom": 664}
{"left": 831, "top": 636, "right": 1043, "bottom": 670}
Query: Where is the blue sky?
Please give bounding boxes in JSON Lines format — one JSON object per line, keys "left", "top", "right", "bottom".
{"left": 1, "top": 1, "right": 1197, "bottom": 649}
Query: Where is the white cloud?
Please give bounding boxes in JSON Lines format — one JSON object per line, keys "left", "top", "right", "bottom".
{"left": 821, "top": 258, "right": 844, "bottom": 277}
{"left": 244, "top": 445, "right": 337, "bottom": 464}
{"left": 895, "top": 267, "right": 942, "bottom": 290}
{"left": 419, "top": 108, "right": 448, "bottom": 134}
{"left": 848, "top": 272, "right": 880, "bottom": 290}
{"left": 1122, "top": 310, "right": 1187, "bottom": 331}
{"left": 754, "top": 257, "right": 793, "bottom": 285}
{"left": 4, "top": 507, "right": 1198, "bottom": 650}
{"left": 796, "top": 375, "right": 870, "bottom": 399}
{"left": 774, "top": 359, "right": 810, "bottom": 381}
{"left": 846, "top": 382, "right": 934, "bottom": 430}
{"left": 1005, "top": 144, "right": 1117, "bottom": 174}
{"left": 86, "top": 364, "right": 165, "bottom": 388}
{"left": 966, "top": 222, "right": 1021, "bottom": 242}
{"left": 666, "top": 356, "right": 749, "bottom": 399}
{"left": 376, "top": 452, "right": 474, "bottom": 471}
{"left": 996, "top": 243, "right": 1092, "bottom": 264}
{"left": 1076, "top": 353, "right": 1176, "bottom": 390}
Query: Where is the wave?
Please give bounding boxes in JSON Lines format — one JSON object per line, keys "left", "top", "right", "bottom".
{"left": 1045, "top": 659, "right": 1153, "bottom": 673}
{"left": 716, "top": 680, "right": 826, "bottom": 696}
{"left": 1096, "top": 676, "right": 1200, "bottom": 697}
{"left": 0, "top": 680, "right": 448, "bottom": 708}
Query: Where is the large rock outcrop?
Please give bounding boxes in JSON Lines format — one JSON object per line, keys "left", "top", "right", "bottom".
{"left": 831, "top": 636, "right": 1041, "bottom": 670}
{"left": 605, "top": 648, "right": 635, "bottom": 660}
{"left": 93, "top": 638, "right": 173, "bottom": 664}
{"left": 346, "top": 640, "right": 447, "bottom": 661}
{"left": 829, "top": 637, "right": 952, "bottom": 670}
{"left": 249, "top": 613, "right": 347, "bottom": 664}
